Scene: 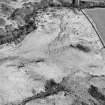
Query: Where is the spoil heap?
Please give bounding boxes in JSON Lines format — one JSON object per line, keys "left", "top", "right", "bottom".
{"left": 0, "top": 0, "right": 105, "bottom": 105}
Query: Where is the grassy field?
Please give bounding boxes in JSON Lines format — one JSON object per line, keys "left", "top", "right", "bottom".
{"left": 87, "top": 8, "right": 105, "bottom": 44}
